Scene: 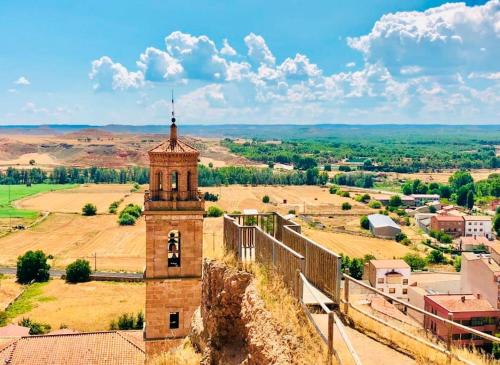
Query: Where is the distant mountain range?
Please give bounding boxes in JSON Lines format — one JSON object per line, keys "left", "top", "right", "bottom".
{"left": 1, "top": 124, "right": 500, "bottom": 140}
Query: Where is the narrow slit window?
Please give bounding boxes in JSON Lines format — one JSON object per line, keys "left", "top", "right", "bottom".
{"left": 187, "top": 171, "right": 191, "bottom": 192}
{"left": 167, "top": 230, "right": 181, "bottom": 267}
{"left": 158, "top": 172, "right": 163, "bottom": 191}
{"left": 169, "top": 312, "right": 179, "bottom": 329}
{"left": 171, "top": 171, "right": 178, "bottom": 191}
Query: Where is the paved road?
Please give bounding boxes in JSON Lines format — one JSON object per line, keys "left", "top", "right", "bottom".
{"left": 0, "top": 267, "right": 143, "bottom": 280}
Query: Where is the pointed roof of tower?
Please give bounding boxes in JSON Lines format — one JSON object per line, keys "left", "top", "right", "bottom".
{"left": 149, "top": 92, "right": 198, "bottom": 155}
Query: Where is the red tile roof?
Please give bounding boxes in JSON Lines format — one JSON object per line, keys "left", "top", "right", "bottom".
{"left": 426, "top": 294, "right": 499, "bottom": 312}
{"left": 0, "top": 331, "right": 144, "bottom": 365}
{"left": 433, "top": 215, "right": 464, "bottom": 222}
{"left": 149, "top": 139, "right": 198, "bottom": 154}
{"left": 0, "top": 325, "right": 29, "bottom": 338}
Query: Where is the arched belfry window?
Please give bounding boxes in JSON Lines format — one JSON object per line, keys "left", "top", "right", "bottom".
{"left": 171, "top": 171, "right": 178, "bottom": 191}
{"left": 167, "top": 230, "right": 181, "bottom": 267}
{"left": 187, "top": 171, "right": 191, "bottom": 192}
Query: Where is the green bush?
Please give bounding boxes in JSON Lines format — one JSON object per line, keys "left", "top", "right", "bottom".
{"left": 395, "top": 232, "right": 407, "bottom": 243}
{"left": 207, "top": 206, "right": 224, "bottom": 217}
{"left": 453, "top": 256, "right": 462, "bottom": 272}
{"left": 389, "top": 195, "right": 402, "bottom": 207}
{"left": 118, "top": 213, "right": 136, "bottom": 226}
{"left": 119, "top": 204, "right": 141, "bottom": 219}
{"left": 341, "top": 191, "right": 350, "bottom": 198}
{"left": 109, "top": 311, "right": 144, "bottom": 330}
{"left": 203, "top": 192, "right": 219, "bottom": 202}
{"left": 329, "top": 186, "right": 338, "bottom": 194}
{"left": 82, "top": 203, "right": 97, "bottom": 216}
{"left": 341, "top": 202, "right": 352, "bottom": 210}
{"left": 108, "top": 200, "right": 122, "bottom": 214}
{"left": 360, "top": 216, "right": 369, "bottom": 230}
{"left": 368, "top": 200, "right": 382, "bottom": 209}
{"left": 65, "top": 259, "right": 91, "bottom": 283}
{"left": 427, "top": 249, "right": 445, "bottom": 264}
{"left": 16, "top": 250, "right": 50, "bottom": 284}
{"left": 262, "top": 195, "right": 270, "bottom": 203}
{"left": 18, "top": 318, "right": 51, "bottom": 335}
{"left": 403, "top": 253, "right": 427, "bottom": 271}
{"left": 288, "top": 209, "right": 296, "bottom": 215}
{"left": 0, "top": 311, "right": 7, "bottom": 326}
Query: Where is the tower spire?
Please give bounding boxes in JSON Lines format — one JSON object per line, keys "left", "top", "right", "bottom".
{"left": 170, "top": 89, "right": 177, "bottom": 145}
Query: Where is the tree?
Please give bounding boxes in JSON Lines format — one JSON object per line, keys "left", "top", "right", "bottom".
{"left": 65, "top": 259, "right": 91, "bottom": 283}
{"left": 349, "top": 258, "right": 364, "bottom": 280}
{"left": 262, "top": 195, "right": 270, "bottom": 203}
{"left": 16, "top": 250, "right": 50, "bottom": 284}
{"left": 449, "top": 170, "right": 473, "bottom": 191}
{"left": 427, "top": 250, "right": 445, "bottom": 264}
{"left": 389, "top": 195, "right": 402, "bottom": 207}
{"left": 360, "top": 216, "right": 369, "bottom": 230}
{"left": 494, "top": 214, "right": 500, "bottom": 236}
{"left": 429, "top": 205, "right": 437, "bottom": 213}
{"left": 403, "top": 253, "right": 427, "bottom": 271}
{"left": 439, "top": 185, "right": 452, "bottom": 199}
{"left": 341, "top": 202, "right": 352, "bottom": 210}
{"left": 18, "top": 318, "right": 51, "bottom": 335}
{"left": 395, "top": 233, "right": 407, "bottom": 242}
{"left": 207, "top": 206, "right": 224, "bottom": 217}
{"left": 466, "top": 190, "right": 474, "bottom": 210}
{"left": 323, "top": 164, "right": 332, "bottom": 171}
{"left": 368, "top": 200, "right": 382, "bottom": 209}
{"left": 29, "top": 159, "right": 35, "bottom": 166}
{"left": 82, "top": 203, "right": 97, "bottom": 216}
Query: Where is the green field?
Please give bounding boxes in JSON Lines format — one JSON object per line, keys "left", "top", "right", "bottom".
{"left": 0, "top": 184, "right": 77, "bottom": 218}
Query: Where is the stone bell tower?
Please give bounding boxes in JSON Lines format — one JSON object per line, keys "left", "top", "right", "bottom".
{"left": 143, "top": 103, "right": 204, "bottom": 359}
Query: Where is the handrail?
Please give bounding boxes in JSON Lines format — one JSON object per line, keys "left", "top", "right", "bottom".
{"left": 284, "top": 225, "right": 341, "bottom": 258}
{"left": 343, "top": 273, "right": 500, "bottom": 344}
{"left": 257, "top": 225, "right": 305, "bottom": 259}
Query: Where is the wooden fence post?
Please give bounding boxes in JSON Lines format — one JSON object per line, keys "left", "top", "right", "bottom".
{"left": 328, "top": 311, "right": 334, "bottom": 365}
{"left": 344, "top": 273, "right": 350, "bottom": 316}
{"left": 446, "top": 313, "right": 453, "bottom": 364}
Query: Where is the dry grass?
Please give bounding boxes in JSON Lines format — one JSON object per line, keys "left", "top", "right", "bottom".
{"left": 247, "top": 263, "right": 330, "bottom": 365}
{"left": 347, "top": 304, "right": 495, "bottom": 365}
{"left": 149, "top": 338, "right": 201, "bottom": 365}
{"left": 0, "top": 275, "right": 22, "bottom": 311}
{"left": 10, "top": 278, "right": 144, "bottom": 332}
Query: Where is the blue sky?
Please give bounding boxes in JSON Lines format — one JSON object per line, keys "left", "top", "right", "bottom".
{"left": 0, "top": 0, "right": 498, "bottom": 125}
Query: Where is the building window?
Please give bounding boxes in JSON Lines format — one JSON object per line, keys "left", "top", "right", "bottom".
{"left": 157, "top": 172, "right": 163, "bottom": 191}
{"left": 377, "top": 278, "right": 384, "bottom": 284}
{"left": 169, "top": 312, "right": 179, "bottom": 329}
{"left": 471, "top": 317, "right": 483, "bottom": 326}
{"left": 403, "top": 279, "right": 408, "bottom": 285}
{"left": 389, "top": 288, "right": 396, "bottom": 294}
{"left": 171, "top": 171, "right": 178, "bottom": 191}
{"left": 187, "top": 171, "right": 191, "bottom": 192}
{"left": 167, "top": 230, "right": 181, "bottom": 267}
{"left": 402, "top": 289, "right": 408, "bottom": 295}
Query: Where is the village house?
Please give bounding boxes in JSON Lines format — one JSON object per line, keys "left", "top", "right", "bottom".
{"left": 367, "top": 259, "right": 411, "bottom": 298}
{"left": 460, "top": 251, "right": 500, "bottom": 310}
{"left": 410, "top": 194, "right": 440, "bottom": 206}
{"left": 430, "top": 215, "right": 464, "bottom": 238}
{"left": 415, "top": 213, "right": 436, "bottom": 233}
{"left": 463, "top": 216, "right": 493, "bottom": 239}
{"left": 455, "top": 236, "right": 493, "bottom": 252}
{"left": 424, "top": 294, "right": 499, "bottom": 346}
{"left": 367, "top": 214, "right": 401, "bottom": 239}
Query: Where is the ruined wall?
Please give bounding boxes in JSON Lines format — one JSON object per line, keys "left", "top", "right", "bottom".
{"left": 191, "top": 260, "right": 294, "bottom": 365}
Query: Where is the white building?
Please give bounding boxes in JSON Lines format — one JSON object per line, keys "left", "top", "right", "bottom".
{"left": 410, "top": 194, "right": 440, "bottom": 206}
{"left": 368, "top": 259, "right": 411, "bottom": 299}
{"left": 367, "top": 214, "right": 401, "bottom": 239}
{"left": 463, "top": 216, "right": 492, "bottom": 239}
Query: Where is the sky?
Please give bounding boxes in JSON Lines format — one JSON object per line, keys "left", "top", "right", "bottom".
{"left": 0, "top": 0, "right": 499, "bottom": 125}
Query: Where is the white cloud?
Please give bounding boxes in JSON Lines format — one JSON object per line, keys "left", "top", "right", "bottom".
{"left": 220, "top": 39, "right": 237, "bottom": 56}
{"left": 278, "top": 54, "right": 322, "bottom": 80}
{"left": 346, "top": 62, "right": 356, "bottom": 68}
{"left": 165, "top": 31, "right": 229, "bottom": 80}
{"left": 347, "top": 1, "right": 500, "bottom": 74}
{"left": 244, "top": 33, "right": 276, "bottom": 65}
{"left": 137, "top": 47, "right": 183, "bottom": 82}
{"left": 89, "top": 56, "right": 144, "bottom": 91}
{"left": 14, "top": 76, "right": 30, "bottom": 86}
{"left": 400, "top": 65, "right": 422, "bottom": 75}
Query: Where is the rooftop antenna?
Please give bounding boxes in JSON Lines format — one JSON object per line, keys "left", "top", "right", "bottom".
{"left": 170, "top": 89, "right": 177, "bottom": 145}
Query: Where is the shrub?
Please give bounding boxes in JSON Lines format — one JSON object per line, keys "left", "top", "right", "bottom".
{"left": 118, "top": 213, "right": 136, "bottom": 226}
{"left": 403, "top": 253, "right": 427, "bottom": 271}
{"left": 109, "top": 311, "right": 144, "bottom": 330}
{"left": 329, "top": 186, "right": 338, "bottom": 194}
{"left": 401, "top": 237, "right": 412, "bottom": 246}
{"left": 130, "top": 183, "right": 140, "bottom": 192}
{"left": 262, "top": 195, "right": 270, "bottom": 203}
{"left": 395, "top": 233, "right": 407, "bottom": 243}
{"left": 108, "top": 200, "right": 122, "bottom": 214}
{"left": 341, "top": 191, "right": 350, "bottom": 198}
{"left": 288, "top": 209, "right": 296, "bottom": 215}
{"left": 368, "top": 200, "right": 382, "bottom": 209}
{"left": 427, "top": 249, "right": 445, "bottom": 264}
{"left": 16, "top": 250, "right": 50, "bottom": 284}
{"left": 120, "top": 204, "right": 141, "bottom": 219}
{"left": 429, "top": 205, "right": 437, "bottom": 213}
{"left": 338, "top": 165, "right": 351, "bottom": 172}
{"left": 65, "top": 259, "right": 91, "bottom": 283}
{"left": 203, "top": 192, "right": 219, "bottom": 202}
{"left": 341, "top": 202, "right": 352, "bottom": 210}
{"left": 389, "top": 195, "right": 402, "bottom": 207}
{"left": 360, "top": 193, "right": 370, "bottom": 203}
{"left": 323, "top": 164, "right": 332, "bottom": 171}
{"left": 207, "top": 206, "right": 224, "bottom": 217}
{"left": 82, "top": 203, "right": 97, "bottom": 216}
{"left": 360, "top": 216, "right": 369, "bottom": 230}
{"left": 18, "top": 318, "right": 51, "bottom": 335}
{"left": 453, "top": 256, "right": 462, "bottom": 272}
{"left": 0, "top": 311, "right": 7, "bottom": 326}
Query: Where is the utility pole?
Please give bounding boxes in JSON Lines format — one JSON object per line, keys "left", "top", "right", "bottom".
{"left": 94, "top": 252, "right": 97, "bottom": 272}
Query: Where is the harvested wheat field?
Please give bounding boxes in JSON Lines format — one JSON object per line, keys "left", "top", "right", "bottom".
{"left": 0, "top": 213, "right": 145, "bottom": 272}
{"left": 11, "top": 279, "right": 144, "bottom": 332}
{"left": 0, "top": 275, "right": 22, "bottom": 311}
{"left": 16, "top": 184, "right": 144, "bottom": 214}
{"left": 388, "top": 168, "right": 500, "bottom": 184}
{"left": 202, "top": 185, "right": 366, "bottom": 214}
{"left": 301, "top": 225, "right": 413, "bottom": 259}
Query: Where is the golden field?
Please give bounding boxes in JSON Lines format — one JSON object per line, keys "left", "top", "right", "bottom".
{"left": 0, "top": 275, "right": 22, "bottom": 311}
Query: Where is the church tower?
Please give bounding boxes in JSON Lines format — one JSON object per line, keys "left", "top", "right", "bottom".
{"left": 143, "top": 103, "right": 204, "bottom": 358}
